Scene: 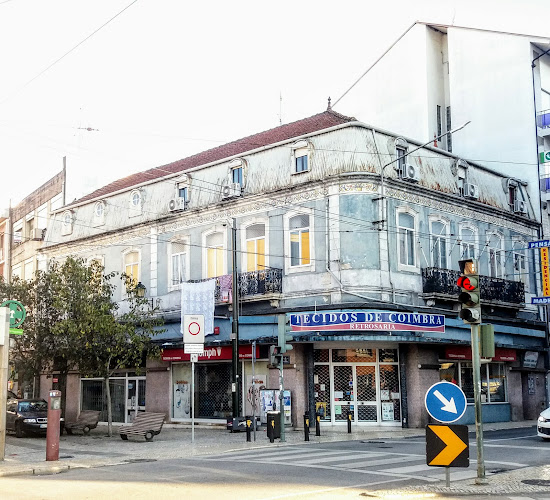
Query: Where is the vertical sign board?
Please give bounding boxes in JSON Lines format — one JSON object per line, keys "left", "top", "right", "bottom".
{"left": 426, "top": 424, "right": 469, "bottom": 467}
{"left": 542, "top": 248, "right": 550, "bottom": 297}
{"left": 183, "top": 314, "right": 205, "bottom": 354}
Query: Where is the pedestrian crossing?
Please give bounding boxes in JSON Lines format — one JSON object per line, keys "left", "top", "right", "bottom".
{"left": 197, "top": 446, "right": 528, "bottom": 484}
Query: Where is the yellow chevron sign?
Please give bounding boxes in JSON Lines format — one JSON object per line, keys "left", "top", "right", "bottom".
{"left": 426, "top": 424, "right": 469, "bottom": 467}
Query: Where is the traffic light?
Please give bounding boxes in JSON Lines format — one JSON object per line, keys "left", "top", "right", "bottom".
{"left": 480, "top": 324, "right": 495, "bottom": 358}
{"left": 269, "top": 345, "right": 282, "bottom": 367}
{"left": 457, "top": 259, "right": 481, "bottom": 324}
{"left": 277, "top": 314, "right": 293, "bottom": 353}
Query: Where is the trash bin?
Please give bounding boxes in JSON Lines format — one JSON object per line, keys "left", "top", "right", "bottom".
{"left": 226, "top": 416, "right": 246, "bottom": 432}
{"left": 267, "top": 411, "right": 281, "bottom": 439}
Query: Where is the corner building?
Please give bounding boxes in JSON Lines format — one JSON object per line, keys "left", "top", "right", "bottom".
{"left": 41, "top": 108, "right": 546, "bottom": 428}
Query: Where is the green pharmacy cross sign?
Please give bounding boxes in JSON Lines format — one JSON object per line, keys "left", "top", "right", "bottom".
{"left": 1, "top": 300, "right": 26, "bottom": 335}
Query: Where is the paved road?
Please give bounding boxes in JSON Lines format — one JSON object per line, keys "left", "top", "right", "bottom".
{"left": 2, "top": 426, "right": 549, "bottom": 499}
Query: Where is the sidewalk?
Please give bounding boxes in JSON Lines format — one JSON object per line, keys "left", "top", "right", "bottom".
{"left": 1, "top": 420, "right": 547, "bottom": 497}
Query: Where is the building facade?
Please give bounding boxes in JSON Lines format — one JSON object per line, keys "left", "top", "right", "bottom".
{"left": 37, "top": 109, "right": 546, "bottom": 428}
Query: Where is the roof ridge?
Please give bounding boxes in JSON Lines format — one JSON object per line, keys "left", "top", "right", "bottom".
{"left": 67, "top": 109, "right": 356, "bottom": 207}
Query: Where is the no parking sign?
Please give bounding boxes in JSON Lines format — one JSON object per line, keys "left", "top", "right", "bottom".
{"left": 183, "top": 314, "right": 204, "bottom": 353}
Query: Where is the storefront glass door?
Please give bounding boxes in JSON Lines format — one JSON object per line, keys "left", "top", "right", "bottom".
{"left": 315, "top": 347, "right": 401, "bottom": 425}
{"left": 126, "top": 378, "right": 146, "bottom": 422}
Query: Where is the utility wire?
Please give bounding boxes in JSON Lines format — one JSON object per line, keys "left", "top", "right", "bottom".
{"left": 0, "top": 0, "right": 139, "bottom": 107}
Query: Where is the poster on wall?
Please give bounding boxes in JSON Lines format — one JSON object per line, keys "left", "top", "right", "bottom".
{"left": 246, "top": 374, "right": 266, "bottom": 417}
{"left": 381, "top": 402, "right": 394, "bottom": 421}
{"left": 173, "top": 382, "right": 190, "bottom": 418}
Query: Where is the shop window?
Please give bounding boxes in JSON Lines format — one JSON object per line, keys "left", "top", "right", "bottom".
{"left": 245, "top": 223, "right": 266, "bottom": 271}
{"left": 439, "top": 361, "right": 507, "bottom": 403}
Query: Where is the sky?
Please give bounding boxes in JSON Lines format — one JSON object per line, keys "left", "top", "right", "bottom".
{"left": 0, "top": 0, "right": 548, "bottom": 211}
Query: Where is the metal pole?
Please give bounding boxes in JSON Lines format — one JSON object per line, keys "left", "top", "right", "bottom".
{"left": 231, "top": 219, "right": 240, "bottom": 418}
{"left": 0, "top": 308, "right": 9, "bottom": 461}
{"left": 252, "top": 340, "right": 256, "bottom": 441}
{"left": 279, "top": 356, "right": 285, "bottom": 442}
{"left": 471, "top": 323, "right": 486, "bottom": 483}
{"left": 191, "top": 359, "right": 195, "bottom": 443}
{"left": 445, "top": 467, "right": 450, "bottom": 487}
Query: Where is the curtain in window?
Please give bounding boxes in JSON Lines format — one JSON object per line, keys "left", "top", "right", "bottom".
{"left": 124, "top": 251, "right": 139, "bottom": 286}
{"left": 289, "top": 215, "right": 310, "bottom": 266}
{"left": 398, "top": 213, "right": 415, "bottom": 266}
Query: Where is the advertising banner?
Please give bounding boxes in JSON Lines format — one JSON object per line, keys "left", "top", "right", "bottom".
{"left": 542, "top": 247, "right": 550, "bottom": 297}
{"left": 290, "top": 311, "right": 445, "bottom": 333}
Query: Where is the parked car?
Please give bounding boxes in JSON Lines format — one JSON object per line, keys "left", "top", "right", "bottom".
{"left": 538, "top": 406, "right": 550, "bottom": 440}
{"left": 6, "top": 399, "right": 64, "bottom": 437}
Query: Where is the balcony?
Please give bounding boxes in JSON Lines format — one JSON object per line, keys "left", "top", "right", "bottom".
{"left": 213, "top": 267, "right": 282, "bottom": 303}
{"left": 421, "top": 267, "right": 525, "bottom": 307}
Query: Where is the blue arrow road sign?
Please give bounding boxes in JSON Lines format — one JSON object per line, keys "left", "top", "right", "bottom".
{"left": 425, "top": 381, "right": 467, "bottom": 423}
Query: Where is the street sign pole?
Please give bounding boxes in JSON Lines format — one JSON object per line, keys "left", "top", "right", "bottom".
{"left": 471, "top": 323, "right": 486, "bottom": 484}
{"left": 191, "top": 353, "right": 198, "bottom": 443}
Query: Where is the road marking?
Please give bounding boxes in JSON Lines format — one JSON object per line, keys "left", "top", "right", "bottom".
{"left": 336, "top": 456, "right": 413, "bottom": 469}
{"left": 260, "top": 477, "right": 411, "bottom": 500}
{"left": 379, "top": 463, "right": 433, "bottom": 474}
{"left": 296, "top": 452, "right": 382, "bottom": 465}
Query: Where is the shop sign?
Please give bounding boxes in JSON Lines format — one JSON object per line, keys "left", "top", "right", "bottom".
{"left": 541, "top": 248, "right": 550, "bottom": 297}
{"left": 162, "top": 345, "right": 259, "bottom": 362}
{"left": 290, "top": 311, "right": 445, "bottom": 333}
{"left": 444, "top": 346, "right": 516, "bottom": 362}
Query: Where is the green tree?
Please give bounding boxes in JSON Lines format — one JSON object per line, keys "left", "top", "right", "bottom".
{"left": 1, "top": 258, "right": 162, "bottom": 436}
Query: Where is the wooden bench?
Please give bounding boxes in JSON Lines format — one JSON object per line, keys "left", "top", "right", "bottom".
{"left": 119, "top": 412, "right": 165, "bottom": 442}
{"left": 65, "top": 410, "right": 101, "bottom": 435}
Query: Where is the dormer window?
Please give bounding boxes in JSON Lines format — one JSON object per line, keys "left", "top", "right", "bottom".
{"left": 228, "top": 158, "right": 246, "bottom": 188}
{"left": 61, "top": 210, "right": 73, "bottom": 236}
{"left": 93, "top": 201, "right": 106, "bottom": 227}
{"left": 178, "top": 186, "right": 188, "bottom": 202}
{"left": 394, "top": 137, "right": 409, "bottom": 173}
{"left": 232, "top": 166, "right": 243, "bottom": 185}
{"left": 292, "top": 140, "right": 311, "bottom": 174}
{"left": 129, "top": 189, "right": 142, "bottom": 217}
{"left": 94, "top": 202, "right": 104, "bottom": 217}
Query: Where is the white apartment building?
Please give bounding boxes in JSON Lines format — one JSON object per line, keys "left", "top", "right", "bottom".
{"left": 335, "top": 22, "right": 550, "bottom": 224}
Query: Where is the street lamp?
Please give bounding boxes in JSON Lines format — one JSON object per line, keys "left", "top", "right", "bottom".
{"left": 135, "top": 282, "right": 146, "bottom": 298}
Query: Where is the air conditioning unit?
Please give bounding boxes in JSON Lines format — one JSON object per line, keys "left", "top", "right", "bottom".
{"left": 514, "top": 199, "right": 528, "bottom": 215}
{"left": 464, "top": 183, "right": 479, "bottom": 200}
{"left": 168, "top": 197, "right": 186, "bottom": 212}
{"left": 31, "top": 227, "right": 45, "bottom": 241}
{"left": 222, "top": 183, "right": 242, "bottom": 199}
{"left": 400, "top": 164, "right": 418, "bottom": 182}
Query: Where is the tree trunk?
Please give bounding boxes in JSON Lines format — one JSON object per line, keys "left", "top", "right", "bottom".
{"left": 104, "top": 375, "right": 113, "bottom": 437}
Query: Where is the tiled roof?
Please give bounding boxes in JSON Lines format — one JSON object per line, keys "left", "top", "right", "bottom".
{"left": 70, "top": 109, "right": 355, "bottom": 206}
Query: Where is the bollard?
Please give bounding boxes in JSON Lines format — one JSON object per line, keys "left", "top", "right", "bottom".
{"left": 269, "top": 417, "right": 275, "bottom": 443}
{"left": 315, "top": 413, "right": 321, "bottom": 437}
{"left": 347, "top": 410, "right": 352, "bottom": 433}
{"left": 303, "top": 413, "right": 310, "bottom": 442}
{"left": 46, "top": 390, "right": 62, "bottom": 462}
{"left": 246, "top": 417, "right": 251, "bottom": 442}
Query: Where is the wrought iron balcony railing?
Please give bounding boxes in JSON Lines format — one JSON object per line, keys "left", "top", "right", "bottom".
{"left": 213, "top": 267, "right": 282, "bottom": 303}
{"left": 422, "top": 267, "right": 525, "bottom": 306}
